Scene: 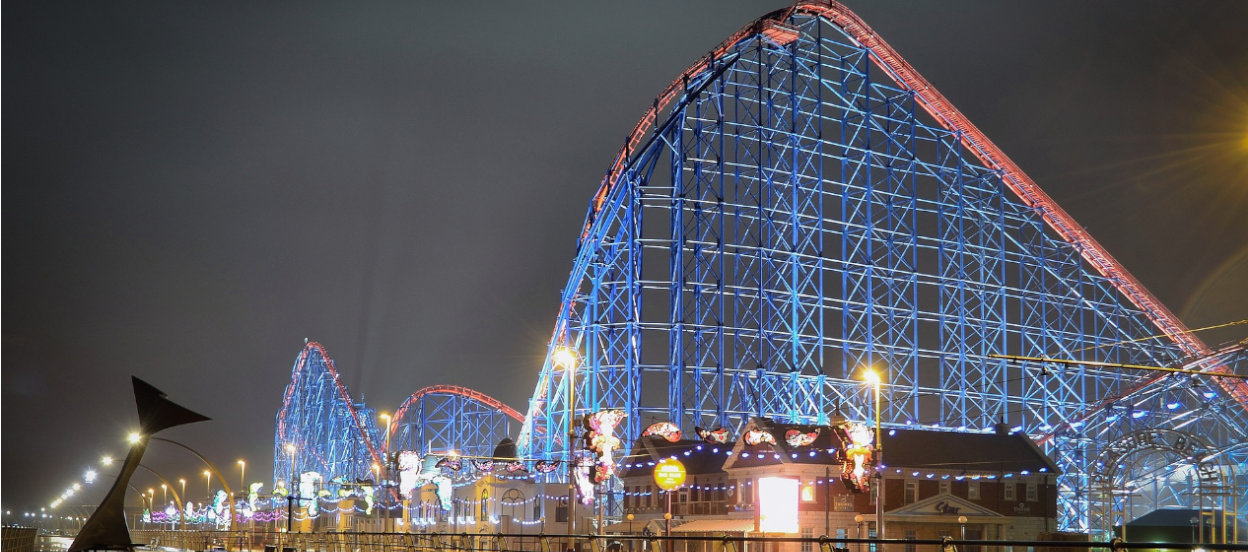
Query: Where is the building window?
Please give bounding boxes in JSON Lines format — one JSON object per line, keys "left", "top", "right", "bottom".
{"left": 1003, "top": 483, "right": 1015, "bottom": 501}
{"left": 904, "top": 530, "right": 918, "bottom": 552}
{"left": 1026, "top": 482, "right": 1037, "bottom": 502}
{"left": 968, "top": 481, "right": 980, "bottom": 500}
{"left": 801, "top": 528, "right": 814, "bottom": 552}
{"left": 940, "top": 480, "right": 951, "bottom": 495}
{"left": 904, "top": 480, "right": 917, "bottom": 504}
{"left": 801, "top": 482, "right": 816, "bottom": 502}
{"left": 480, "top": 489, "right": 489, "bottom": 519}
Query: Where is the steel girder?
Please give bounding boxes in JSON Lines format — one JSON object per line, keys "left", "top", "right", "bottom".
{"left": 516, "top": 6, "right": 1246, "bottom": 532}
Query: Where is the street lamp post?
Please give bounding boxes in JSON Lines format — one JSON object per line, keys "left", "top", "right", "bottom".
{"left": 379, "top": 413, "right": 391, "bottom": 533}
{"left": 237, "top": 460, "right": 246, "bottom": 499}
{"left": 284, "top": 443, "right": 297, "bottom": 533}
{"left": 553, "top": 346, "right": 578, "bottom": 543}
{"left": 864, "top": 369, "right": 885, "bottom": 541}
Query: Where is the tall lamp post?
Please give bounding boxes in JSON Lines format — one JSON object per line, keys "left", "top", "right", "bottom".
{"left": 553, "top": 346, "right": 579, "bottom": 542}
{"left": 284, "top": 443, "right": 297, "bottom": 533}
{"left": 237, "top": 460, "right": 246, "bottom": 499}
{"left": 863, "top": 368, "right": 885, "bottom": 541}
{"left": 379, "top": 413, "right": 391, "bottom": 532}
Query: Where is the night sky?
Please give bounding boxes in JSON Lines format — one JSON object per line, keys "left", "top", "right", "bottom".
{"left": 4, "top": 1, "right": 1246, "bottom": 513}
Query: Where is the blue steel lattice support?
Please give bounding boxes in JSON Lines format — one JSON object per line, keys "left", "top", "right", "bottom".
{"left": 273, "top": 342, "right": 383, "bottom": 497}
{"left": 516, "top": 3, "right": 1248, "bottom": 532}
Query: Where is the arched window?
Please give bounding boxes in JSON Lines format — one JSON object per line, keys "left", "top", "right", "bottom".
{"left": 480, "top": 488, "right": 489, "bottom": 519}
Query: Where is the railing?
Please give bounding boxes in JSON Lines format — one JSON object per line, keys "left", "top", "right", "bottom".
{"left": 127, "top": 530, "right": 1248, "bottom": 552}
{"left": 1, "top": 527, "right": 38, "bottom": 552}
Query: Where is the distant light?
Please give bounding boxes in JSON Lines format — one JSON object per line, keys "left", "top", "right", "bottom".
{"left": 1010, "top": 425, "right": 1023, "bottom": 433}
{"left": 127, "top": 432, "right": 143, "bottom": 444}
{"left": 1165, "top": 400, "right": 1180, "bottom": 410}
{"left": 1202, "top": 390, "right": 1217, "bottom": 399}
{"left": 1131, "top": 410, "right": 1147, "bottom": 419}
{"left": 888, "top": 429, "right": 896, "bottom": 436}
{"left": 84, "top": 470, "right": 98, "bottom": 483}
{"left": 101, "top": 456, "right": 114, "bottom": 467}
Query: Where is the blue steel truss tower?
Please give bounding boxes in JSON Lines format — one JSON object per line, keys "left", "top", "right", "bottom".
{"left": 516, "top": 1, "right": 1248, "bottom": 532}
{"left": 273, "top": 342, "right": 384, "bottom": 495}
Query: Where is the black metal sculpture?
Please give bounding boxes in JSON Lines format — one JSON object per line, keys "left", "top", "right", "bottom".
{"left": 69, "top": 377, "right": 209, "bottom": 552}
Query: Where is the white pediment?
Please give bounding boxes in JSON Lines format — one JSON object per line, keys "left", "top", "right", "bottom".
{"left": 888, "top": 493, "right": 1002, "bottom": 518}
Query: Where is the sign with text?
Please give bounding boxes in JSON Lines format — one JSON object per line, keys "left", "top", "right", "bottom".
{"left": 653, "top": 458, "right": 687, "bottom": 491}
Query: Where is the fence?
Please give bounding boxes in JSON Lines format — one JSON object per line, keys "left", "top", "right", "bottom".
{"left": 126, "top": 530, "right": 1248, "bottom": 552}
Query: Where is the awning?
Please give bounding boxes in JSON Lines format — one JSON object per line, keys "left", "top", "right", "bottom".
{"left": 671, "top": 518, "right": 755, "bottom": 533}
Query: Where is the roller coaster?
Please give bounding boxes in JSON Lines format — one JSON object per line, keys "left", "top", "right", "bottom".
{"left": 273, "top": 0, "right": 1248, "bottom": 535}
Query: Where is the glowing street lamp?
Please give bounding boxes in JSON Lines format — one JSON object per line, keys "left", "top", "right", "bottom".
{"left": 379, "top": 413, "right": 392, "bottom": 453}
{"left": 161, "top": 484, "right": 168, "bottom": 505}
{"left": 179, "top": 478, "right": 186, "bottom": 503}
{"left": 203, "top": 470, "right": 212, "bottom": 498}
{"left": 101, "top": 456, "right": 114, "bottom": 467}
{"left": 862, "top": 368, "right": 884, "bottom": 539}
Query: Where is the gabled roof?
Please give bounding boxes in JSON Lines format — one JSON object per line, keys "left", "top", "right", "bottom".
{"left": 889, "top": 492, "right": 1002, "bottom": 518}
{"left": 723, "top": 417, "right": 845, "bottom": 469}
{"left": 618, "top": 436, "right": 730, "bottom": 478}
{"left": 880, "top": 428, "right": 1060, "bottom": 474}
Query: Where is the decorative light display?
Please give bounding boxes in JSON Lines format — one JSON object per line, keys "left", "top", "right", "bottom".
{"left": 695, "top": 426, "right": 730, "bottom": 444}
{"left": 398, "top": 451, "right": 422, "bottom": 498}
{"left": 504, "top": 460, "right": 529, "bottom": 473}
{"left": 298, "top": 472, "right": 321, "bottom": 516}
{"left": 642, "top": 421, "right": 681, "bottom": 442}
{"left": 534, "top": 460, "right": 558, "bottom": 473}
{"left": 433, "top": 476, "right": 453, "bottom": 510}
{"left": 572, "top": 457, "right": 595, "bottom": 505}
{"left": 785, "top": 428, "right": 819, "bottom": 447}
{"left": 744, "top": 429, "right": 776, "bottom": 446}
{"left": 583, "top": 409, "right": 626, "bottom": 482}
{"left": 840, "top": 423, "right": 874, "bottom": 493}
{"left": 472, "top": 459, "right": 495, "bottom": 473}
{"left": 248, "top": 482, "right": 263, "bottom": 511}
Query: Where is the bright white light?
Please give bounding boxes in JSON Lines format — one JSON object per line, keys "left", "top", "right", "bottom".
{"left": 552, "top": 347, "right": 578, "bottom": 369}
{"left": 101, "top": 456, "right": 114, "bottom": 467}
{"left": 72, "top": 483, "right": 81, "bottom": 491}
{"left": 127, "top": 432, "right": 143, "bottom": 444}
{"left": 758, "top": 477, "right": 799, "bottom": 533}
{"left": 85, "top": 469, "right": 98, "bottom": 483}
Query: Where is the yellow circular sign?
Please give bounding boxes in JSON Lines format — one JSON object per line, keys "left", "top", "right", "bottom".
{"left": 653, "top": 457, "right": 687, "bottom": 491}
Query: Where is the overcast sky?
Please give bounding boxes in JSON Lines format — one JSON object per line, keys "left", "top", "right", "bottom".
{"left": 4, "top": 1, "right": 1246, "bottom": 512}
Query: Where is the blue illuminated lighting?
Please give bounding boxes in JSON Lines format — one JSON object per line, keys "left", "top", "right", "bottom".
{"left": 1131, "top": 410, "right": 1147, "bottom": 419}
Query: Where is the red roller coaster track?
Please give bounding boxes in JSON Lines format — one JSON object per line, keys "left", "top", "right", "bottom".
{"left": 581, "top": 0, "right": 1247, "bottom": 413}
{"left": 388, "top": 384, "right": 528, "bottom": 444}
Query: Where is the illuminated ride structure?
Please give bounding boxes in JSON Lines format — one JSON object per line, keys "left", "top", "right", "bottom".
{"left": 273, "top": 342, "right": 522, "bottom": 492}
{"left": 270, "top": 1, "right": 1248, "bottom": 537}
{"left": 511, "top": 0, "right": 1248, "bottom": 535}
